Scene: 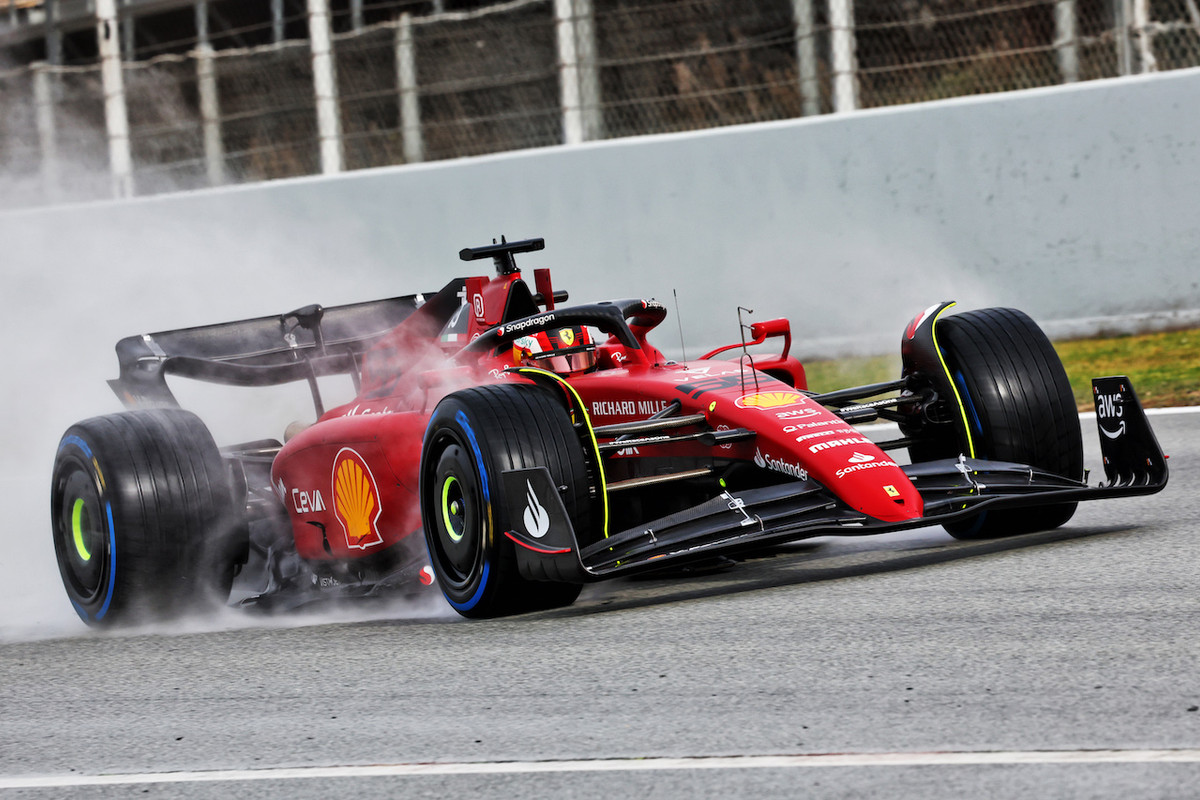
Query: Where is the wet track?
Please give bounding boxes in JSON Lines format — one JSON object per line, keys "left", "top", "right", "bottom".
{"left": 2, "top": 411, "right": 1199, "bottom": 798}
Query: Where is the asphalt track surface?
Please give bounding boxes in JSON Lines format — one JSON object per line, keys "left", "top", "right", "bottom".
{"left": 2, "top": 410, "right": 1198, "bottom": 799}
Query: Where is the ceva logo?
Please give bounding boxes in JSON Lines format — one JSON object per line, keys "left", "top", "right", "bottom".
{"left": 332, "top": 448, "right": 384, "bottom": 550}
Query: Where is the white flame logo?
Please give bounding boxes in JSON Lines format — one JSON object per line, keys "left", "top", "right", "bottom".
{"left": 523, "top": 480, "right": 550, "bottom": 539}
{"left": 753, "top": 448, "right": 767, "bottom": 468}
{"left": 848, "top": 452, "right": 876, "bottom": 464}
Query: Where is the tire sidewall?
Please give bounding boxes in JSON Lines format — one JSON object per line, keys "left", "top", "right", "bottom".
{"left": 51, "top": 435, "right": 118, "bottom": 624}
{"left": 420, "top": 397, "right": 505, "bottom": 613}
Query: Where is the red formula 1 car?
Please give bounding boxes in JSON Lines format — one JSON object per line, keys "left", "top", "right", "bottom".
{"left": 51, "top": 238, "right": 1169, "bottom": 625}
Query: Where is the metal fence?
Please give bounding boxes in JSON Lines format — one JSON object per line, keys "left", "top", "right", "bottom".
{"left": 1, "top": 0, "right": 1198, "bottom": 208}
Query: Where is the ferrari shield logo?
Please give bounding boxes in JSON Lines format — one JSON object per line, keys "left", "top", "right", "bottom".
{"left": 559, "top": 328, "right": 575, "bottom": 346}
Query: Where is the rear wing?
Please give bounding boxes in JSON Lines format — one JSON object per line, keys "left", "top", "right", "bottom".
{"left": 107, "top": 289, "right": 451, "bottom": 414}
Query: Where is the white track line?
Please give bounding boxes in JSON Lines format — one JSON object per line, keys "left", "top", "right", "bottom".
{"left": 5, "top": 750, "right": 1200, "bottom": 789}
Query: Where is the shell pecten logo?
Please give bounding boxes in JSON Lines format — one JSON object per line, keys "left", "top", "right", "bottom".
{"left": 735, "top": 390, "right": 804, "bottom": 410}
{"left": 332, "top": 447, "right": 384, "bottom": 550}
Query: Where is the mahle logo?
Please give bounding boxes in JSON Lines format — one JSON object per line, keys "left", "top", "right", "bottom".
{"left": 808, "top": 436, "right": 871, "bottom": 454}
{"left": 332, "top": 448, "right": 384, "bottom": 549}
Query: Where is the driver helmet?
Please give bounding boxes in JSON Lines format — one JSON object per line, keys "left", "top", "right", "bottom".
{"left": 514, "top": 325, "right": 597, "bottom": 375}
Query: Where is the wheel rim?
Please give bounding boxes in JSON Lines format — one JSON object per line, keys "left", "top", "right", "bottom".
{"left": 441, "top": 475, "right": 466, "bottom": 543}
{"left": 429, "top": 441, "right": 485, "bottom": 590}
{"left": 54, "top": 463, "right": 110, "bottom": 606}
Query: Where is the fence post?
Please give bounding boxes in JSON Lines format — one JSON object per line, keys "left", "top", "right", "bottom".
{"left": 32, "top": 62, "right": 61, "bottom": 202}
{"left": 1055, "top": 0, "right": 1079, "bottom": 83}
{"left": 829, "top": 0, "right": 858, "bottom": 112}
{"left": 554, "top": 0, "right": 602, "bottom": 143}
{"left": 272, "top": 0, "right": 285, "bottom": 44}
{"left": 196, "top": 44, "right": 226, "bottom": 186}
{"left": 396, "top": 12, "right": 424, "bottom": 164}
{"left": 120, "top": 0, "right": 135, "bottom": 61}
{"left": 97, "top": 0, "right": 134, "bottom": 198}
{"left": 555, "top": 0, "right": 583, "bottom": 144}
{"left": 1187, "top": 0, "right": 1200, "bottom": 29}
{"left": 793, "top": 0, "right": 820, "bottom": 116}
{"left": 351, "top": 0, "right": 364, "bottom": 31}
{"left": 1132, "top": 0, "right": 1157, "bottom": 71}
{"left": 46, "top": 0, "right": 63, "bottom": 65}
{"left": 576, "top": 0, "right": 602, "bottom": 140}
{"left": 196, "top": 0, "right": 209, "bottom": 46}
{"left": 1115, "top": 0, "right": 1134, "bottom": 75}
{"left": 307, "top": 0, "right": 343, "bottom": 174}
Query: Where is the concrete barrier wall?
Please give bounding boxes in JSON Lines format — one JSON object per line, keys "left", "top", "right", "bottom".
{"left": 2, "top": 67, "right": 1197, "bottom": 633}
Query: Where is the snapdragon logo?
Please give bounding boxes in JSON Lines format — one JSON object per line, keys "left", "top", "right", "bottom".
{"left": 753, "top": 448, "right": 809, "bottom": 481}
{"left": 498, "top": 313, "right": 555, "bottom": 336}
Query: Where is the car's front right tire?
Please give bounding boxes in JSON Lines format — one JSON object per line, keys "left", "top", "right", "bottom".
{"left": 906, "top": 307, "right": 1084, "bottom": 539}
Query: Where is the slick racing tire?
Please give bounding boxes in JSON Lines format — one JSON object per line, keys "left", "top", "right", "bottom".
{"left": 420, "top": 383, "right": 593, "bottom": 619}
{"left": 50, "top": 409, "right": 244, "bottom": 627}
{"left": 911, "top": 307, "right": 1084, "bottom": 539}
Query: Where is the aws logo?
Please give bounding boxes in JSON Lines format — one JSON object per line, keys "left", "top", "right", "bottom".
{"left": 332, "top": 448, "right": 383, "bottom": 550}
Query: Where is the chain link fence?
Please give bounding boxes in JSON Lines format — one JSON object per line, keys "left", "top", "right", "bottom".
{"left": 1, "top": 0, "right": 1198, "bottom": 208}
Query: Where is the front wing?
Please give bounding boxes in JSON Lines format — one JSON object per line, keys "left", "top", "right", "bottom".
{"left": 500, "top": 376, "right": 1168, "bottom": 582}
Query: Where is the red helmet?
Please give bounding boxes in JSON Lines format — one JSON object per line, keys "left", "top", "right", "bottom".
{"left": 514, "top": 325, "right": 596, "bottom": 375}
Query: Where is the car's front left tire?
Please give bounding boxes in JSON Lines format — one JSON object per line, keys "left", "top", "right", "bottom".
{"left": 419, "top": 383, "right": 593, "bottom": 618}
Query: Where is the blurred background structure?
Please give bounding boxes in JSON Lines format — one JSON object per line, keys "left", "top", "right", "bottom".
{"left": 1, "top": 0, "right": 1198, "bottom": 208}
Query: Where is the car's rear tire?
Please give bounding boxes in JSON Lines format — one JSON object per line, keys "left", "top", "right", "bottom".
{"left": 50, "top": 409, "right": 244, "bottom": 627}
{"left": 908, "top": 307, "right": 1083, "bottom": 539}
{"left": 420, "top": 383, "right": 592, "bottom": 618}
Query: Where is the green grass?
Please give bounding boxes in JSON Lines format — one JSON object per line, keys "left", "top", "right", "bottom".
{"left": 801, "top": 328, "right": 1200, "bottom": 410}
{"left": 1054, "top": 328, "right": 1200, "bottom": 409}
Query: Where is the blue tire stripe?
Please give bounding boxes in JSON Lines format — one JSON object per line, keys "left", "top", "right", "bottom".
{"left": 447, "top": 408, "right": 491, "bottom": 612}
{"left": 95, "top": 501, "right": 117, "bottom": 620}
{"left": 60, "top": 434, "right": 116, "bottom": 622}
{"left": 60, "top": 434, "right": 93, "bottom": 459}
{"left": 953, "top": 370, "right": 984, "bottom": 438}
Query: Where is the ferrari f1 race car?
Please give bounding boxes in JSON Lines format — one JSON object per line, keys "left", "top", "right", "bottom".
{"left": 51, "top": 237, "right": 1169, "bottom": 625}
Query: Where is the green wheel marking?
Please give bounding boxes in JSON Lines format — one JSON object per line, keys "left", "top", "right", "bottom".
{"left": 441, "top": 476, "right": 464, "bottom": 543}
{"left": 71, "top": 498, "right": 92, "bottom": 562}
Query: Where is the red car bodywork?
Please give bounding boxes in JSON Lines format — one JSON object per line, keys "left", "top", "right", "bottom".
{"left": 271, "top": 262, "right": 921, "bottom": 567}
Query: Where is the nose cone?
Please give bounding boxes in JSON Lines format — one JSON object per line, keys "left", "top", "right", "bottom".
{"left": 834, "top": 457, "right": 924, "bottom": 522}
